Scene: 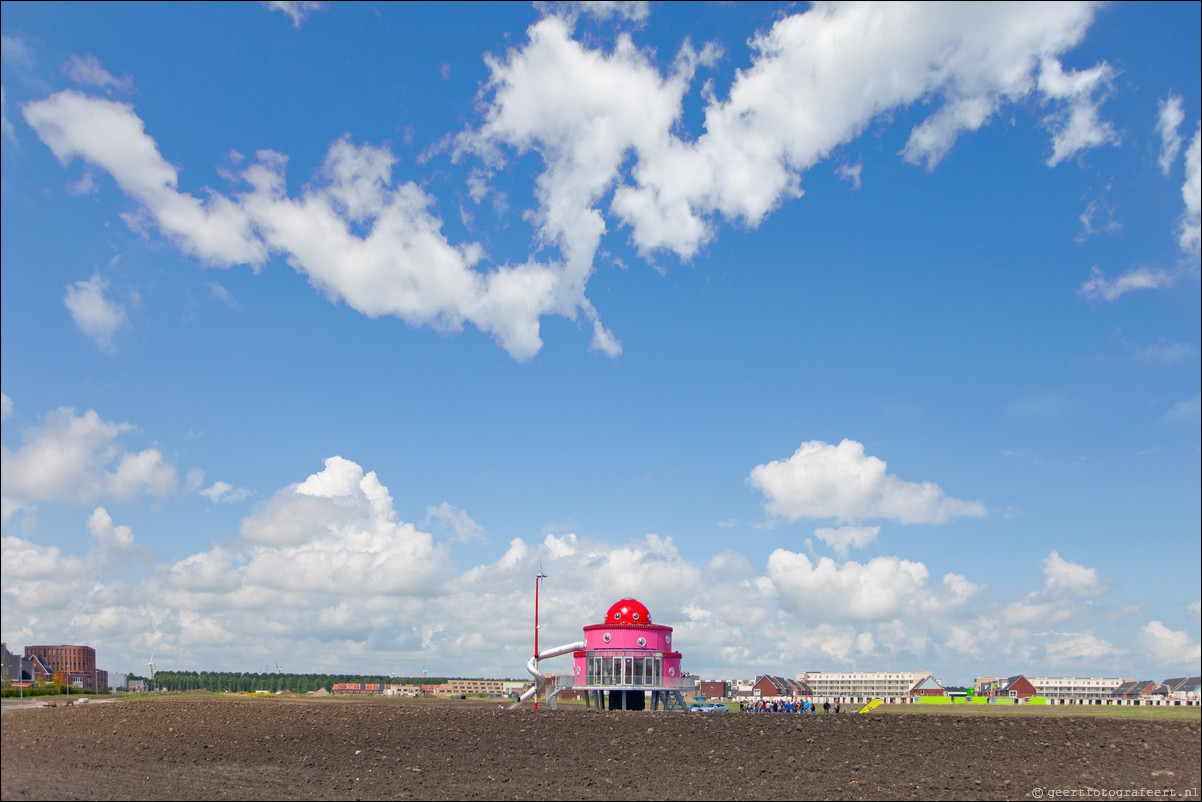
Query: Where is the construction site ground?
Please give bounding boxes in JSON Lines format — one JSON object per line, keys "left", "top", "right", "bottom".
{"left": 1, "top": 694, "right": 1198, "bottom": 800}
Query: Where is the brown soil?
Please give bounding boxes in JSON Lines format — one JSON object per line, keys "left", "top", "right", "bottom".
{"left": 2, "top": 696, "right": 1198, "bottom": 800}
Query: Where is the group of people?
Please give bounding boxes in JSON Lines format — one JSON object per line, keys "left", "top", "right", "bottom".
{"left": 739, "top": 698, "right": 841, "bottom": 714}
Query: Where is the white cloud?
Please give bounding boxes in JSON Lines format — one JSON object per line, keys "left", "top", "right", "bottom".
{"left": 768, "top": 550, "right": 939, "bottom": 622}
{"left": 64, "top": 274, "right": 127, "bottom": 353}
{"left": 1078, "top": 116, "right": 1199, "bottom": 304}
{"left": 1156, "top": 94, "right": 1185, "bottom": 175}
{"left": 61, "top": 53, "right": 134, "bottom": 94}
{"left": 536, "top": 2, "right": 651, "bottom": 24}
{"left": 236, "top": 456, "right": 449, "bottom": 595}
{"left": 2, "top": 85, "right": 15, "bottom": 142}
{"left": 207, "top": 281, "right": 239, "bottom": 309}
{"left": 1, "top": 392, "right": 12, "bottom": 420}
{"left": 1000, "top": 551, "right": 1107, "bottom": 629}
{"left": 110, "top": 450, "right": 180, "bottom": 501}
{"left": 943, "top": 573, "right": 984, "bottom": 605}
{"left": 67, "top": 171, "right": 100, "bottom": 196}
{"left": 424, "top": 502, "right": 485, "bottom": 543}
{"left": 1078, "top": 264, "right": 1176, "bottom": 302}
{"left": 813, "top": 525, "right": 879, "bottom": 556}
{"left": 0, "top": 534, "right": 89, "bottom": 582}
{"left": 462, "top": 14, "right": 699, "bottom": 347}
{"left": 904, "top": 95, "right": 998, "bottom": 171}
{"left": 1, "top": 35, "right": 34, "bottom": 142}
{"left": 261, "top": 1, "right": 327, "bottom": 29}
{"left": 25, "top": 5, "right": 1118, "bottom": 360}
{"left": 1161, "top": 393, "right": 1201, "bottom": 425}
{"left": 1, "top": 34, "right": 34, "bottom": 70}
{"left": 1076, "top": 186, "right": 1119, "bottom": 241}
{"left": 1036, "top": 55, "right": 1118, "bottom": 167}
{"left": 1, "top": 530, "right": 101, "bottom": 616}
{"left": 1040, "top": 550, "right": 1105, "bottom": 598}
{"left": 24, "top": 91, "right": 268, "bottom": 266}
{"left": 1039, "top": 631, "right": 1125, "bottom": 665}
{"left": 1179, "top": 122, "right": 1201, "bottom": 255}
{"left": 87, "top": 506, "right": 134, "bottom": 550}
{"left": 198, "top": 480, "right": 251, "bottom": 504}
{"left": 0, "top": 406, "right": 178, "bottom": 513}
{"left": 615, "top": 2, "right": 1104, "bottom": 242}
{"left": 1138, "top": 621, "right": 1202, "bottom": 668}
{"left": 84, "top": 506, "right": 156, "bottom": 571}
{"left": 0, "top": 452, "right": 1180, "bottom": 684}
{"left": 22, "top": 94, "right": 600, "bottom": 361}
{"left": 1141, "top": 338, "right": 1198, "bottom": 365}
{"left": 747, "top": 439, "right": 986, "bottom": 525}
{"left": 835, "top": 161, "right": 863, "bottom": 190}
{"left": 129, "top": 470, "right": 687, "bottom": 672}
{"left": 160, "top": 546, "right": 241, "bottom": 593}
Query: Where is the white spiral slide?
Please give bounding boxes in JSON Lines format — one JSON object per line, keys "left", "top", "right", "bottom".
{"left": 511, "top": 641, "right": 585, "bottom": 708}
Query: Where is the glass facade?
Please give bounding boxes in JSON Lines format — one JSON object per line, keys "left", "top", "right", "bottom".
{"left": 585, "top": 651, "right": 663, "bottom": 687}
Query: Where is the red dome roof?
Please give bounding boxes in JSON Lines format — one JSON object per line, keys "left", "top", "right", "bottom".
{"left": 605, "top": 598, "right": 651, "bottom": 626}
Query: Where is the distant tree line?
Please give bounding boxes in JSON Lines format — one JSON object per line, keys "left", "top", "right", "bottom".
{"left": 147, "top": 671, "right": 448, "bottom": 694}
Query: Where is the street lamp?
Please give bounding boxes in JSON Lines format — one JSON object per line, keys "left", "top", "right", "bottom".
{"left": 533, "top": 568, "right": 547, "bottom": 710}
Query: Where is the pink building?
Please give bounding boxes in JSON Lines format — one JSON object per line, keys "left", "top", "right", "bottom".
{"left": 570, "top": 598, "right": 687, "bottom": 710}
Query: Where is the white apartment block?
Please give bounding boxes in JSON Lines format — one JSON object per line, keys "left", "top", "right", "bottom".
{"left": 732, "top": 679, "right": 757, "bottom": 695}
{"left": 796, "top": 671, "right": 932, "bottom": 699}
{"left": 1026, "top": 677, "right": 1131, "bottom": 699}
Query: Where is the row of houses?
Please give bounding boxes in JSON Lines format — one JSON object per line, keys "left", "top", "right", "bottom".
{"left": 1, "top": 643, "right": 109, "bottom": 692}
{"left": 691, "top": 672, "right": 1200, "bottom": 704}
{"left": 692, "top": 672, "right": 938, "bottom": 702}
{"left": 976, "top": 675, "right": 1201, "bottom": 702}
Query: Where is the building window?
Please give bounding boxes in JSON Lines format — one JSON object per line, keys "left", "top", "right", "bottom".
{"left": 584, "top": 652, "right": 663, "bottom": 687}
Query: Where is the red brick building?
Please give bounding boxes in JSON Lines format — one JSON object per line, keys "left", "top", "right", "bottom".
{"left": 997, "top": 675, "right": 1037, "bottom": 699}
{"left": 752, "top": 675, "right": 811, "bottom": 699}
{"left": 911, "top": 676, "right": 945, "bottom": 696}
{"left": 23, "top": 645, "right": 106, "bottom": 691}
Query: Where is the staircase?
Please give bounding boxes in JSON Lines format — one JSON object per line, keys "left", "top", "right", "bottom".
{"left": 659, "top": 690, "right": 691, "bottom": 711}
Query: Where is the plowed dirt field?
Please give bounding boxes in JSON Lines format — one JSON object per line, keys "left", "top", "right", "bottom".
{"left": 2, "top": 696, "right": 1198, "bottom": 800}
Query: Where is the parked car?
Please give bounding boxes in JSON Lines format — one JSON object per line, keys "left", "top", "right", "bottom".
{"left": 688, "top": 702, "right": 729, "bottom": 713}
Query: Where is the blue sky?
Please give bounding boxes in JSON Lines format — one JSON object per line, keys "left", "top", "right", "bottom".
{"left": 2, "top": 1, "right": 1198, "bottom": 686}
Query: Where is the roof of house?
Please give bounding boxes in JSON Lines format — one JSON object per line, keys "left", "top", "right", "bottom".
{"left": 912, "top": 676, "right": 944, "bottom": 692}
{"left": 1111, "top": 680, "right": 1157, "bottom": 697}
{"left": 756, "top": 675, "right": 811, "bottom": 696}
{"left": 1000, "top": 675, "right": 1033, "bottom": 691}
{"left": 1162, "top": 677, "right": 1201, "bottom": 693}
